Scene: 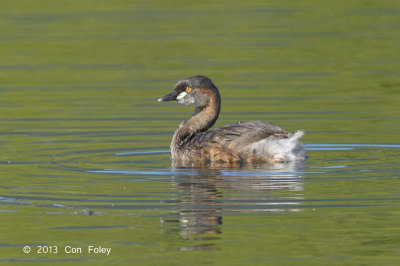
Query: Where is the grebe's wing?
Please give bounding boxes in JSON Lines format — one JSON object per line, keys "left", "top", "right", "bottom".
{"left": 191, "top": 121, "right": 305, "bottom": 163}
{"left": 194, "top": 121, "right": 289, "bottom": 149}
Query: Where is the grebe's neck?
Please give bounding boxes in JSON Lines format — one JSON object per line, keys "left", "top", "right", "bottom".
{"left": 171, "top": 91, "right": 221, "bottom": 152}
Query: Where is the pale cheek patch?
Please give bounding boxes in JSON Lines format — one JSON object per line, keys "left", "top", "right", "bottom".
{"left": 176, "top": 91, "right": 187, "bottom": 100}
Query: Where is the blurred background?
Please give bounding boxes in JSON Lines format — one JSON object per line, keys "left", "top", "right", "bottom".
{"left": 1, "top": 0, "right": 399, "bottom": 145}
{"left": 1, "top": 0, "right": 399, "bottom": 264}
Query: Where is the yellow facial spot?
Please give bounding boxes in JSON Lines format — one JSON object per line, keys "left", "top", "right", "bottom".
{"left": 186, "top": 87, "right": 192, "bottom": 92}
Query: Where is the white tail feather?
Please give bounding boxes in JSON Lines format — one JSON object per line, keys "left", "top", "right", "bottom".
{"left": 244, "top": 130, "right": 305, "bottom": 162}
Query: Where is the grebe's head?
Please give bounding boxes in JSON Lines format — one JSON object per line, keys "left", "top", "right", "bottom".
{"left": 158, "top": 75, "right": 220, "bottom": 108}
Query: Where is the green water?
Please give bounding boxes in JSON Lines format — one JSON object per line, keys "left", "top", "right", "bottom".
{"left": 1, "top": 0, "right": 400, "bottom": 265}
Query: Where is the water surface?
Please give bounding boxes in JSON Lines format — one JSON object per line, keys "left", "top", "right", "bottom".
{"left": 1, "top": 0, "right": 400, "bottom": 265}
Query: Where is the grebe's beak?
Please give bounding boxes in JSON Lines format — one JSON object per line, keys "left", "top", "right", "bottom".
{"left": 157, "top": 91, "right": 178, "bottom": 102}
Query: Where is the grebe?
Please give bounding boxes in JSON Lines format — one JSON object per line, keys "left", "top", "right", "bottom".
{"left": 158, "top": 75, "right": 305, "bottom": 166}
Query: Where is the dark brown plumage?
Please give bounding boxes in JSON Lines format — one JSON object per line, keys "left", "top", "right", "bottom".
{"left": 158, "top": 75, "right": 305, "bottom": 167}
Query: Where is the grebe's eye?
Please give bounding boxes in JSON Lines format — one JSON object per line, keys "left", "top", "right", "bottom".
{"left": 186, "top": 87, "right": 192, "bottom": 92}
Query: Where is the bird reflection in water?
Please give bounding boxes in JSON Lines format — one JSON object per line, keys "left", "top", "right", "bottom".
{"left": 160, "top": 161, "right": 306, "bottom": 250}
